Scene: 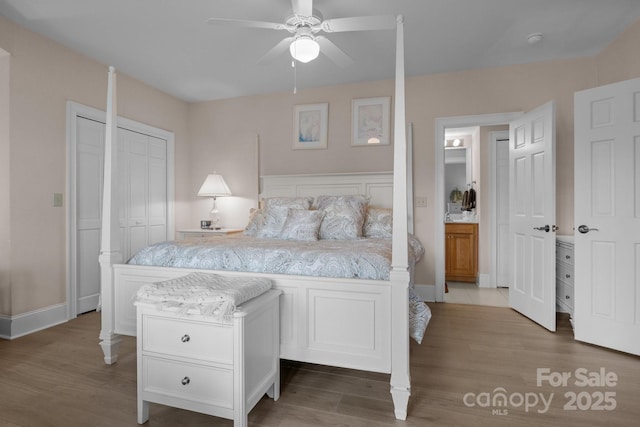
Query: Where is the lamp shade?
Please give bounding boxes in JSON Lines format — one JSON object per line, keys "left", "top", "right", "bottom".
{"left": 289, "top": 36, "right": 320, "bottom": 63}
{"left": 197, "top": 173, "right": 232, "bottom": 197}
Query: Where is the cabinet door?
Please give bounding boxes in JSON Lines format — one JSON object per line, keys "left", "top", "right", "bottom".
{"left": 445, "top": 224, "right": 477, "bottom": 282}
{"left": 449, "top": 232, "right": 475, "bottom": 276}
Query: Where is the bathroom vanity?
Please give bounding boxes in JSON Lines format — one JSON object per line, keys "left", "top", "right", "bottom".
{"left": 445, "top": 222, "right": 478, "bottom": 283}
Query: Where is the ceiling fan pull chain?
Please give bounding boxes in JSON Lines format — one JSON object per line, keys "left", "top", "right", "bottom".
{"left": 292, "top": 59, "right": 297, "bottom": 94}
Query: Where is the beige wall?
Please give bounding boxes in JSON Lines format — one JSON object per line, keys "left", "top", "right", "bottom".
{"left": 189, "top": 58, "right": 596, "bottom": 286}
{"left": 189, "top": 17, "right": 640, "bottom": 287}
{"left": 2, "top": 13, "right": 639, "bottom": 319}
{"left": 0, "top": 16, "right": 190, "bottom": 316}
{"left": 0, "top": 49, "right": 9, "bottom": 315}
{"left": 595, "top": 17, "right": 640, "bottom": 85}
{"left": 187, "top": 82, "right": 396, "bottom": 228}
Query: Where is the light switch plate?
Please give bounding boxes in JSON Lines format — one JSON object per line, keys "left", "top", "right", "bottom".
{"left": 415, "top": 196, "right": 427, "bottom": 207}
{"left": 53, "top": 193, "right": 63, "bottom": 207}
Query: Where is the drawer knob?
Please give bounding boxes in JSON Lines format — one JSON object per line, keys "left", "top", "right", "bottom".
{"left": 181, "top": 376, "right": 190, "bottom": 386}
{"left": 565, "top": 295, "right": 571, "bottom": 299}
{"left": 565, "top": 255, "right": 571, "bottom": 260}
{"left": 181, "top": 334, "right": 190, "bottom": 343}
{"left": 565, "top": 274, "right": 571, "bottom": 279}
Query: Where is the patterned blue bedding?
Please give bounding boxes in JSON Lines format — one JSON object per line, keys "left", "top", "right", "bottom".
{"left": 128, "top": 233, "right": 425, "bottom": 281}
{"left": 128, "top": 233, "right": 431, "bottom": 343}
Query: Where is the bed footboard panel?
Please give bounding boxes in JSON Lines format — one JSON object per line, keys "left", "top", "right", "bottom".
{"left": 113, "top": 265, "right": 392, "bottom": 373}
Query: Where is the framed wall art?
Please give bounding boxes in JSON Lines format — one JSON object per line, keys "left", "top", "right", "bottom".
{"left": 351, "top": 96, "right": 391, "bottom": 146}
{"left": 293, "top": 103, "right": 328, "bottom": 149}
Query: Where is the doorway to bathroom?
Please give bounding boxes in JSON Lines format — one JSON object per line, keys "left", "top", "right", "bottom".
{"left": 435, "top": 111, "right": 523, "bottom": 305}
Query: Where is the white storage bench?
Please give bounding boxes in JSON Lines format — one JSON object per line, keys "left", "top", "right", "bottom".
{"left": 135, "top": 288, "right": 280, "bottom": 426}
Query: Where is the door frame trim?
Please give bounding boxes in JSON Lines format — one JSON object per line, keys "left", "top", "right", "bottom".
{"left": 489, "top": 130, "right": 510, "bottom": 288}
{"left": 435, "top": 112, "right": 522, "bottom": 302}
{"left": 65, "top": 101, "right": 175, "bottom": 319}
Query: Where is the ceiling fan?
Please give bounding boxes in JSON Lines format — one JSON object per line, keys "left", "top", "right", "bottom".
{"left": 206, "top": 0, "right": 397, "bottom": 67}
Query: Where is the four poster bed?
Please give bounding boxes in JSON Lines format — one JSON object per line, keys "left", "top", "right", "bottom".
{"left": 98, "top": 16, "right": 424, "bottom": 420}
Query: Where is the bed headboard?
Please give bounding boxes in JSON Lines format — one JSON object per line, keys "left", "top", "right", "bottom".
{"left": 260, "top": 172, "right": 394, "bottom": 208}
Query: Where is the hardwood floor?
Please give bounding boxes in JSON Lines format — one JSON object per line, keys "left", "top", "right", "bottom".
{"left": 1, "top": 304, "right": 638, "bottom": 426}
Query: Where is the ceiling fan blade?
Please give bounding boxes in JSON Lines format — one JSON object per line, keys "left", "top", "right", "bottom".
{"left": 258, "top": 37, "right": 294, "bottom": 64}
{"left": 320, "top": 15, "right": 396, "bottom": 33}
{"left": 291, "top": 0, "right": 313, "bottom": 17}
{"left": 206, "top": 17, "right": 290, "bottom": 31}
{"left": 317, "top": 37, "right": 354, "bottom": 68}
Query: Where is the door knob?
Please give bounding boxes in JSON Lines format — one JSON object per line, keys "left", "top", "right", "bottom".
{"left": 533, "top": 225, "right": 550, "bottom": 232}
{"left": 578, "top": 225, "right": 599, "bottom": 234}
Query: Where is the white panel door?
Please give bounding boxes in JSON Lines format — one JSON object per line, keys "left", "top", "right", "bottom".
{"left": 147, "top": 136, "right": 168, "bottom": 245}
{"left": 509, "top": 101, "right": 556, "bottom": 331}
{"left": 574, "top": 77, "right": 640, "bottom": 356}
{"left": 74, "top": 118, "right": 168, "bottom": 315}
{"left": 118, "top": 128, "right": 168, "bottom": 260}
{"left": 121, "top": 128, "right": 149, "bottom": 259}
{"left": 75, "top": 117, "right": 104, "bottom": 314}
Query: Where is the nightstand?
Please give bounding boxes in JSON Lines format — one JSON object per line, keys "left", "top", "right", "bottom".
{"left": 136, "top": 289, "right": 281, "bottom": 426}
{"left": 177, "top": 228, "right": 243, "bottom": 239}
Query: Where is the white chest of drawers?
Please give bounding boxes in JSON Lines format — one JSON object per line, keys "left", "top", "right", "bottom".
{"left": 556, "top": 237, "right": 574, "bottom": 327}
{"left": 136, "top": 289, "right": 280, "bottom": 426}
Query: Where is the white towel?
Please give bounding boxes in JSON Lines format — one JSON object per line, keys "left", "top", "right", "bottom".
{"left": 134, "top": 272, "right": 272, "bottom": 321}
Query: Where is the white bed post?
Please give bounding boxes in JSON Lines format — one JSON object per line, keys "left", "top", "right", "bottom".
{"left": 98, "top": 66, "right": 123, "bottom": 364}
{"left": 389, "top": 15, "right": 411, "bottom": 421}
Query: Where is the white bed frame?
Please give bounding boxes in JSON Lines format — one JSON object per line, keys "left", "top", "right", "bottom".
{"left": 98, "top": 16, "right": 413, "bottom": 420}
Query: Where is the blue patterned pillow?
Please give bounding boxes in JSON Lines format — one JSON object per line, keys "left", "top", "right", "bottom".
{"left": 255, "top": 206, "right": 290, "bottom": 239}
{"left": 363, "top": 207, "right": 393, "bottom": 239}
{"left": 315, "top": 195, "right": 369, "bottom": 240}
{"left": 263, "top": 196, "right": 313, "bottom": 211}
{"left": 243, "top": 208, "right": 265, "bottom": 236}
{"left": 279, "top": 209, "right": 325, "bottom": 241}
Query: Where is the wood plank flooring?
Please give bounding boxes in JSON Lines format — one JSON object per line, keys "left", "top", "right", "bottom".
{"left": 1, "top": 303, "right": 638, "bottom": 426}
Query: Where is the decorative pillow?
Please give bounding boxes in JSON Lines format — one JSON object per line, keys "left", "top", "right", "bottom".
{"left": 315, "top": 195, "right": 369, "bottom": 240}
{"left": 243, "top": 208, "right": 265, "bottom": 236}
{"left": 279, "top": 209, "right": 325, "bottom": 241}
{"left": 263, "top": 196, "right": 313, "bottom": 211}
{"left": 363, "top": 207, "right": 393, "bottom": 239}
{"left": 256, "top": 206, "right": 290, "bottom": 239}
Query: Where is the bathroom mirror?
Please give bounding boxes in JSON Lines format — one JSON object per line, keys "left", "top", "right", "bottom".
{"left": 444, "top": 133, "right": 472, "bottom": 212}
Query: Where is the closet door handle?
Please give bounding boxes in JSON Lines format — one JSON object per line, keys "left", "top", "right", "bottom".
{"left": 533, "top": 225, "right": 550, "bottom": 232}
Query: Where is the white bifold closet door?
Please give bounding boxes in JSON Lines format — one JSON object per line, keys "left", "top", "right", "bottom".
{"left": 75, "top": 117, "right": 168, "bottom": 315}
{"left": 118, "top": 127, "right": 168, "bottom": 259}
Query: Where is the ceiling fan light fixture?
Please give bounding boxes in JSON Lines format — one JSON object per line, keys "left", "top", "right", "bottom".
{"left": 290, "top": 35, "right": 320, "bottom": 63}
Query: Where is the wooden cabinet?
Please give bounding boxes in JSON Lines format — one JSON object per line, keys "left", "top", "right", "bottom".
{"left": 136, "top": 290, "right": 281, "bottom": 427}
{"left": 445, "top": 223, "right": 478, "bottom": 283}
{"left": 556, "top": 237, "right": 574, "bottom": 327}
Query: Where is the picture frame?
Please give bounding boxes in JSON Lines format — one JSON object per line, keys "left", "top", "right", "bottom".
{"left": 293, "top": 103, "right": 328, "bottom": 150}
{"left": 351, "top": 96, "right": 391, "bottom": 146}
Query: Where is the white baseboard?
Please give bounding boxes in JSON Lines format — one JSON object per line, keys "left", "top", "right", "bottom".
{"left": 477, "top": 273, "right": 495, "bottom": 288}
{"left": 0, "top": 314, "right": 10, "bottom": 338}
{"left": 415, "top": 284, "right": 435, "bottom": 302}
{"left": 0, "top": 303, "right": 68, "bottom": 340}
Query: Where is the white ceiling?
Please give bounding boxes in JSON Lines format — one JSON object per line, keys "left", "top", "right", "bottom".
{"left": 2, "top": 0, "right": 639, "bottom": 102}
